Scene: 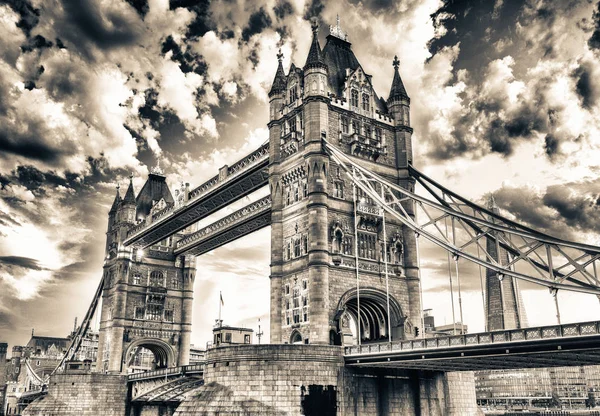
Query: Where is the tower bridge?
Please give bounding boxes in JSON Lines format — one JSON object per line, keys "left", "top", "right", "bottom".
{"left": 22, "top": 17, "right": 600, "bottom": 416}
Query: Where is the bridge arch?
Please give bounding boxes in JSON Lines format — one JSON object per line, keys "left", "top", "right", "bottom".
{"left": 335, "top": 287, "right": 405, "bottom": 345}
{"left": 123, "top": 338, "right": 175, "bottom": 371}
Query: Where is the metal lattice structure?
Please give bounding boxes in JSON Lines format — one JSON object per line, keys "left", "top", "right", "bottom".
{"left": 323, "top": 138, "right": 600, "bottom": 296}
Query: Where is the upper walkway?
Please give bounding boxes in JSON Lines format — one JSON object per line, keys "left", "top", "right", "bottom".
{"left": 124, "top": 143, "right": 269, "bottom": 248}
{"left": 344, "top": 320, "right": 600, "bottom": 371}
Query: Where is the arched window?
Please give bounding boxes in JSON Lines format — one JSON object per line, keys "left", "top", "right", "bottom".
{"left": 149, "top": 271, "right": 164, "bottom": 287}
{"left": 362, "top": 93, "right": 370, "bottom": 111}
{"left": 332, "top": 229, "right": 344, "bottom": 253}
{"left": 392, "top": 240, "right": 404, "bottom": 265}
{"left": 350, "top": 89, "right": 359, "bottom": 108}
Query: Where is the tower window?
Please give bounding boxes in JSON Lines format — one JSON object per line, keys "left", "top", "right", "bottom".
{"left": 341, "top": 117, "right": 349, "bottom": 134}
{"left": 362, "top": 93, "right": 370, "bottom": 111}
{"left": 149, "top": 271, "right": 164, "bottom": 287}
{"left": 302, "top": 180, "right": 308, "bottom": 198}
{"left": 342, "top": 236, "right": 353, "bottom": 255}
{"left": 132, "top": 274, "right": 142, "bottom": 285}
{"left": 294, "top": 238, "right": 301, "bottom": 258}
{"left": 294, "top": 184, "right": 299, "bottom": 202}
{"left": 375, "top": 128, "right": 382, "bottom": 143}
{"left": 352, "top": 120, "right": 359, "bottom": 134}
{"left": 358, "top": 232, "right": 377, "bottom": 260}
{"left": 289, "top": 116, "right": 296, "bottom": 134}
{"left": 365, "top": 124, "right": 372, "bottom": 138}
{"left": 333, "top": 181, "right": 344, "bottom": 199}
{"left": 351, "top": 89, "right": 359, "bottom": 108}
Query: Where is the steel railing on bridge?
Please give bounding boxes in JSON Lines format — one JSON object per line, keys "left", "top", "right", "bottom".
{"left": 127, "top": 362, "right": 205, "bottom": 382}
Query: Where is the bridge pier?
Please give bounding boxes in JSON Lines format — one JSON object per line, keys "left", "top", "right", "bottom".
{"left": 174, "top": 344, "right": 479, "bottom": 416}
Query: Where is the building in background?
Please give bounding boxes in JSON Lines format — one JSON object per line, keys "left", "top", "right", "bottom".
{"left": 212, "top": 323, "right": 253, "bottom": 347}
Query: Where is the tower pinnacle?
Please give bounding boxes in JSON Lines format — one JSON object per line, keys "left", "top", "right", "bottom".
{"left": 304, "top": 18, "right": 327, "bottom": 70}
{"left": 388, "top": 55, "right": 409, "bottom": 102}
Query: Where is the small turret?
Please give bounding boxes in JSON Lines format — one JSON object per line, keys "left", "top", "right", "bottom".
{"left": 108, "top": 185, "right": 121, "bottom": 229}
{"left": 387, "top": 56, "right": 413, "bottom": 167}
{"left": 303, "top": 18, "right": 328, "bottom": 98}
{"left": 269, "top": 49, "right": 286, "bottom": 122}
{"left": 387, "top": 56, "right": 410, "bottom": 127}
{"left": 119, "top": 175, "right": 136, "bottom": 225}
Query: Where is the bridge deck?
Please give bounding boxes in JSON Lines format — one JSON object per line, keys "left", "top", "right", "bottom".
{"left": 124, "top": 144, "right": 269, "bottom": 248}
{"left": 344, "top": 320, "right": 600, "bottom": 371}
{"left": 174, "top": 196, "right": 271, "bottom": 256}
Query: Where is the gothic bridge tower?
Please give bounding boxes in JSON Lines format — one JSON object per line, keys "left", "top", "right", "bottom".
{"left": 268, "top": 19, "right": 421, "bottom": 345}
{"left": 96, "top": 169, "right": 196, "bottom": 373}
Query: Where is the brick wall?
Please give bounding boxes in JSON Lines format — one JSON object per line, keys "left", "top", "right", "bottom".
{"left": 22, "top": 373, "right": 128, "bottom": 416}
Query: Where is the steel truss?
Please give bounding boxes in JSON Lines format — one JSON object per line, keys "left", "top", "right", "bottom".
{"left": 323, "top": 139, "right": 600, "bottom": 296}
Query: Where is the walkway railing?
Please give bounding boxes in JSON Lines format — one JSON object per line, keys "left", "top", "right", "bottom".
{"left": 344, "top": 320, "right": 600, "bottom": 356}
{"left": 175, "top": 196, "right": 271, "bottom": 252}
{"left": 127, "top": 363, "right": 205, "bottom": 381}
{"left": 126, "top": 142, "right": 269, "bottom": 243}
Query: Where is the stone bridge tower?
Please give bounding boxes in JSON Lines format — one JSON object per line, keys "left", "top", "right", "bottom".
{"left": 268, "top": 19, "right": 422, "bottom": 345}
{"left": 96, "top": 170, "right": 195, "bottom": 373}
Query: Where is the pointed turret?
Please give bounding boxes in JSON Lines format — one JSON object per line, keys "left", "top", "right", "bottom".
{"left": 388, "top": 56, "right": 409, "bottom": 102}
{"left": 269, "top": 49, "right": 287, "bottom": 98}
{"left": 123, "top": 175, "right": 136, "bottom": 205}
{"left": 109, "top": 186, "right": 121, "bottom": 214}
{"left": 304, "top": 18, "right": 327, "bottom": 70}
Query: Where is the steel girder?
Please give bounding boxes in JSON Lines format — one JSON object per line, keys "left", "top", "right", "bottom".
{"left": 323, "top": 139, "right": 600, "bottom": 296}
{"left": 124, "top": 163, "right": 269, "bottom": 248}
{"left": 175, "top": 196, "right": 272, "bottom": 257}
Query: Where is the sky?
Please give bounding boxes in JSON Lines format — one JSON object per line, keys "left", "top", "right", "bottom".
{"left": 1, "top": 0, "right": 600, "bottom": 353}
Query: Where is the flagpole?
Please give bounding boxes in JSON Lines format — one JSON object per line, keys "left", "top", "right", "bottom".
{"left": 219, "top": 291, "right": 222, "bottom": 326}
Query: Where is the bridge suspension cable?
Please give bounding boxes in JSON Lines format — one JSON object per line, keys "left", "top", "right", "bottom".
{"left": 51, "top": 274, "right": 105, "bottom": 376}
{"left": 322, "top": 138, "right": 600, "bottom": 297}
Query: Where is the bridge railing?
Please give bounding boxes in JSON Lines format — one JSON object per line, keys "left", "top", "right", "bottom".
{"left": 344, "top": 321, "right": 600, "bottom": 356}
{"left": 175, "top": 195, "right": 272, "bottom": 252}
{"left": 127, "top": 362, "right": 205, "bottom": 381}
{"left": 126, "top": 142, "right": 270, "bottom": 242}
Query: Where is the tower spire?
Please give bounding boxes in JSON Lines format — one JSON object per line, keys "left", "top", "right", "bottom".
{"left": 109, "top": 184, "right": 122, "bottom": 213}
{"left": 268, "top": 48, "right": 287, "bottom": 97}
{"left": 123, "top": 174, "right": 136, "bottom": 205}
{"left": 304, "top": 18, "right": 327, "bottom": 69}
{"left": 388, "top": 55, "right": 409, "bottom": 102}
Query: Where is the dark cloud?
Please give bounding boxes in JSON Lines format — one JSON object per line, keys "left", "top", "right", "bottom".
{"left": 241, "top": 8, "right": 273, "bottom": 42}
{"left": 0, "top": 256, "right": 45, "bottom": 271}
{"left": 588, "top": 1, "right": 600, "bottom": 50}
{"left": 543, "top": 134, "right": 560, "bottom": 158}
{"left": 303, "top": 0, "right": 324, "bottom": 20}
{"left": 124, "top": 0, "right": 149, "bottom": 18}
{"left": 0, "top": 133, "right": 63, "bottom": 163}
{"left": 273, "top": 1, "right": 294, "bottom": 20}
{"left": 161, "top": 35, "right": 207, "bottom": 75}
{"left": 0, "top": 211, "right": 21, "bottom": 227}
{"left": 493, "top": 180, "right": 600, "bottom": 240}
{"left": 4, "top": 0, "right": 40, "bottom": 36}
{"left": 20, "top": 35, "right": 53, "bottom": 53}
{"left": 169, "top": 0, "right": 214, "bottom": 39}
{"left": 60, "top": 0, "right": 142, "bottom": 53}
{"left": 573, "top": 61, "right": 599, "bottom": 109}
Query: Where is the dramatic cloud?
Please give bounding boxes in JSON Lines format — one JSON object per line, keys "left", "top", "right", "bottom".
{"left": 1, "top": 0, "right": 600, "bottom": 349}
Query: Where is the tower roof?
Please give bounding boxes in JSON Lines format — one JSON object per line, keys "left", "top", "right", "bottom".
{"left": 268, "top": 49, "right": 287, "bottom": 97}
{"left": 136, "top": 172, "right": 174, "bottom": 219}
{"left": 388, "top": 56, "right": 409, "bottom": 102}
{"left": 304, "top": 19, "right": 327, "bottom": 70}
{"left": 322, "top": 34, "right": 359, "bottom": 97}
{"left": 123, "top": 176, "right": 136, "bottom": 205}
{"left": 109, "top": 186, "right": 121, "bottom": 213}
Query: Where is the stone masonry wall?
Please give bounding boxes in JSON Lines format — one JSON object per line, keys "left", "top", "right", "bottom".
{"left": 23, "top": 373, "right": 128, "bottom": 416}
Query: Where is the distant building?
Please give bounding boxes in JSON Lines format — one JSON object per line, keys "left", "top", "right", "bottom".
{"left": 422, "top": 309, "right": 467, "bottom": 336}
{"left": 189, "top": 346, "right": 205, "bottom": 364}
{"left": 212, "top": 324, "right": 253, "bottom": 347}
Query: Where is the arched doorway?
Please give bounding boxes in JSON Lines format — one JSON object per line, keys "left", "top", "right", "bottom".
{"left": 290, "top": 330, "right": 303, "bottom": 344}
{"left": 334, "top": 287, "right": 404, "bottom": 345}
{"left": 123, "top": 338, "right": 175, "bottom": 373}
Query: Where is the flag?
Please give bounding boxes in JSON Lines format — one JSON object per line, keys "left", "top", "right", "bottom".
{"left": 220, "top": 292, "right": 224, "bottom": 306}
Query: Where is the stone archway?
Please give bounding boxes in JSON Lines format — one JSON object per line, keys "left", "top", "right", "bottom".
{"left": 335, "top": 287, "right": 405, "bottom": 345}
{"left": 290, "top": 330, "right": 303, "bottom": 344}
{"left": 123, "top": 338, "right": 175, "bottom": 371}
